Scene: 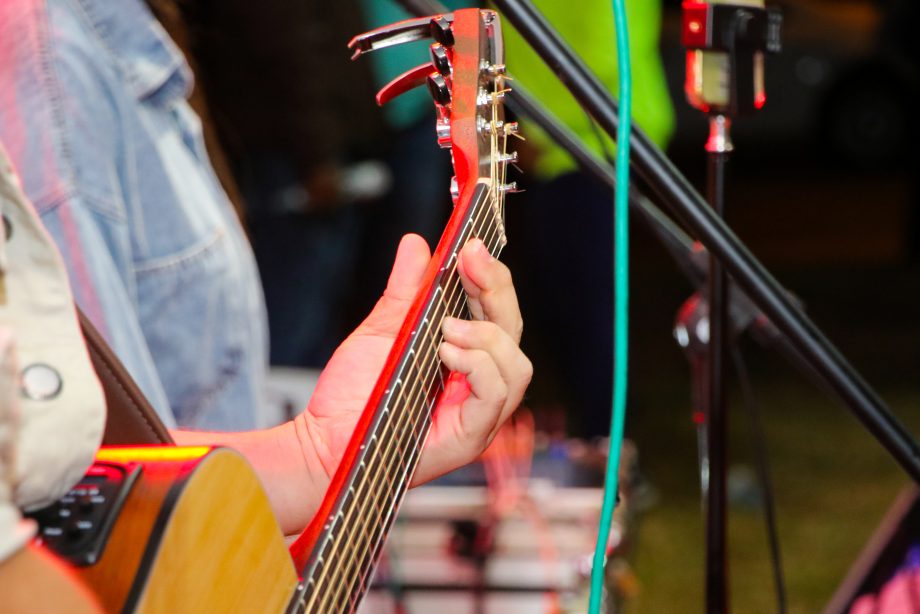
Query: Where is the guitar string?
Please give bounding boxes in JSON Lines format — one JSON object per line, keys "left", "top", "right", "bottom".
{"left": 335, "top": 136, "right": 512, "bottom": 609}
{"left": 311, "top": 214, "right": 503, "bottom": 613}
{"left": 306, "top": 203, "right": 503, "bottom": 613}
{"left": 318, "top": 196, "right": 509, "bottom": 612}
{"left": 309, "top": 256, "right": 487, "bottom": 614}
{"left": 324, "top": 97, "right": 512, "bottom": 612}
{"left": 334, "top": 339, "right": 448, "bottom": 613}
{"left": 336, "top": 227, "right": 506, "bottom": 613}
{"left": 308, "top": 82, "right": 510, "bottom": 613}
{"left": 304, "top": 279, "right": 461, "bottom": 612}
{"left": 337, "top": 232, "right": 498, "bottom": 608}
{"left": 334, "top": 168, "right": 512, "bottom": 588}
{"left": 311, "top": 160, "right": 507, "bottom": 603}
{"left": 305, "top": 277, "right": 464, "bottom": 612}
{"left": 325, "top": 159, "right": 511, "bottom": 613}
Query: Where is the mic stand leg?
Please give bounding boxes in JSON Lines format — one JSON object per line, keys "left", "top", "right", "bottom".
{"left": 705, "top": 115, "right": 732, "bottom": 614}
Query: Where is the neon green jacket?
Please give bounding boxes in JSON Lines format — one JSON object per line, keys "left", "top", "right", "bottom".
{"left": 503, "top": 1, "right": 675, "bottom": 179}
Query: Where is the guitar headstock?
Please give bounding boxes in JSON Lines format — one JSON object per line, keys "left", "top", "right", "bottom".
{"left": 349, "top": 8, "right": 517, "bottom": 251}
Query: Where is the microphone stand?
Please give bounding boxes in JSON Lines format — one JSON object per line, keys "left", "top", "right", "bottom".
{"left": 705, "top": 113, "right": 732, "bottom": 613}
{"left": 486, "top": 0, "right": 920, "bottom": 487}
{"left": 504, "top": 84, "right": 703, "bottom": 284}
{"left": 391, "top": 0, "right": 920, "bottom": 607}
{"left": 682, "top": 5, "right": 780, "bottom": 609}
{"left": 485, "top": 39, "right": 824, "bottom": 406}
{"left": 395, "top": 0, "right": 920, "bottom": 481}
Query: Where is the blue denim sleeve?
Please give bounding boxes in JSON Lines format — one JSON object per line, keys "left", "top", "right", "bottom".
{"left": 0, "top": 0, "right": 268, "bottom": 431}
{"left": 0, "top": 0, "right": 177, "bottom": 427}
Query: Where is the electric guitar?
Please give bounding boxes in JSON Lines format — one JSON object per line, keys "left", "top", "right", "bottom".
{"left": 28, "top": 9, "right": 517, "bottom": 613}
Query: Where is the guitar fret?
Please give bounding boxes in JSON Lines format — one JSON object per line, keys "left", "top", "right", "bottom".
{"left": 344, "top": 411, "right": 432, "bottom": 608}
{"left": 321, "top": 344, "right": 435, "bottom": 593}
{"left": 348, "top": 347, "right": 439, "bottom": 546}
{"left": 327, "top": 278, "right": 467, "bottom": 607}
{"left": 302, "top": 184, "right": 504, "bottom": 613}
{"left": 331, "top": 426, "right": 421, "bottom": 605}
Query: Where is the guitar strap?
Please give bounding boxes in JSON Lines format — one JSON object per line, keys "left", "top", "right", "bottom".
{"left": 76, "top": 308, "right": 173, "bottom": 446}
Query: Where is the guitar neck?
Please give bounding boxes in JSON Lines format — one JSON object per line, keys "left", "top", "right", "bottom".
{"left": 289, "top": 180, "right": 505, "bottom": 613}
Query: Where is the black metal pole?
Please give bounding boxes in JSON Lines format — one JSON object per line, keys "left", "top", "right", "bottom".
{"left": 504, "top": 85, "right": 705, "bottom": 286}
{"left": 392, "top": 0, "right": 832, "bottom": 424}
{"left": 706, "top": 130, "right": 731, "bottom": 614}
{"left": 393, "top": 0, "right": 708, "bottom": 285}
{"left": 489, "top": 0, "right": 920, "bottom": 484}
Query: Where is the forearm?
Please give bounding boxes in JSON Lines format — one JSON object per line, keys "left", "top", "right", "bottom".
{"left": 171, "top": 420, "right": 329, "bottom": 536}
{"left": 0, "top": 545, "right": 102, "bottom": 613}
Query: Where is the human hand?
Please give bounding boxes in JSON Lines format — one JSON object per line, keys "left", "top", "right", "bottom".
{"left": 850, "top": 568, "right": 920, "bottom": 614}
{"left": 294, "top": 233, "right": 532, "bottom": 492}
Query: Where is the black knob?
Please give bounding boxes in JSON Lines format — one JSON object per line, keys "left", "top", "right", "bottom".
{"left": 427, "top": 74, "right": 451, "bottom": 106}
{"left": 430, "top": 44, "right": 451, "bottom": 77}
{"left": 430, "top": 16, "right": 454, "bottom": 47}
{"left": 77, "top": 495, "right": 94, "bottom": 514}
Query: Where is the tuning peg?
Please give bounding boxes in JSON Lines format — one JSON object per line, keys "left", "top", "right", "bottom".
{"left": 427, "top": 73, "right": 451, "bottom": 106}
{"left": 500, "top": 151, "right": 523, "bottom": 174}
{"left": 375, "top": 63, "right": 434, "bottom": 107}
{"left": 436, "top": 117, "right": 451, "bottom": 149}
{"left": 430, "top": 15, "right": 454, "bottom": 47}
{"left": 481, "top": 63, "right": 507, "bottom": 78}
{"left": 499, "top": 182, "right": 523, "bottom": 194}
{"left": 449, "top": 176, "right": 459, "bottom": 204}
{"left": 434, "top": 117, "right": 453, "bottom": 149}
{"left": 430, "top": 44, "right": 452, "bottom": 77}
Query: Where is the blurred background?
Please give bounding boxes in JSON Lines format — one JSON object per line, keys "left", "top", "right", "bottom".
{"left": 156, "top": 0, "right": 920, "bottom": 611}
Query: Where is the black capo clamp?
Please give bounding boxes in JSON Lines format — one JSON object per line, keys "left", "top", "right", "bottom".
{"left": 348, "top": 14, "right": 456, "bottom": 108}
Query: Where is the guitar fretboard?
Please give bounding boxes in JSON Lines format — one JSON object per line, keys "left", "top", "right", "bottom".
{"left": 296, "top": 181, "right": 506, "bottom": 613}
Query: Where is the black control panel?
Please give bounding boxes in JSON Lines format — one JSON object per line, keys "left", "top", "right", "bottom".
{"left": 26, "top": 461, "right": 141, "bottom": 566}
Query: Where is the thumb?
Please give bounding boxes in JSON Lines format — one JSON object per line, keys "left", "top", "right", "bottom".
{"left": 361, "top": 234, "right": 431, "bottom": 335}
{"left": 384, "top": 234, "right": 431, "bottom": 301}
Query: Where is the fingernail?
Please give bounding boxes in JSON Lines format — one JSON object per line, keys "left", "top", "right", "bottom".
{"left": 439, "top": 341, "right": 458, "bottom": 359}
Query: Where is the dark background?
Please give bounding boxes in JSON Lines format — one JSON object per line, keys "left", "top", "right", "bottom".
{"left": 622, "top": 1, "right": 920, "bottom": 610}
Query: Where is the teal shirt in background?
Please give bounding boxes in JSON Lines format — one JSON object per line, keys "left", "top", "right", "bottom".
{"left": 360, "top": 0, "right": 474, "bottom": 130}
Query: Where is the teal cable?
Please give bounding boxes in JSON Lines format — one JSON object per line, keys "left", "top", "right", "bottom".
{"left": 588, "top": 0, "right": 632, "bottom": 612}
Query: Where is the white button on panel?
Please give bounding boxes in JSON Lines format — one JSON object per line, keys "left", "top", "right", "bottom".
{"left": 21, "top": 363, "right": 63, "bottom": 401}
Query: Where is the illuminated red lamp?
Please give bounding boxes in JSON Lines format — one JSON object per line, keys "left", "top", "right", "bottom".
{"left": 685, "top": 52, "right": 711, "bottom": 114}
{"left": 682, "top": 2, "right": 711, "bottom": 48}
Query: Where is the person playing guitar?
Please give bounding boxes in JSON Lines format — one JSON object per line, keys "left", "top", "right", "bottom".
{"left": 0, "top": 6, "right": 530, "bottom": 612}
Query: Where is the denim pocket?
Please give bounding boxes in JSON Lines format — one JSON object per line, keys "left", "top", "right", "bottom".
{"left": 128, "top": 97, "right": 262, "bottom": 428}
{"left": 134, "top": 223, "right": 253, "bottom": 427}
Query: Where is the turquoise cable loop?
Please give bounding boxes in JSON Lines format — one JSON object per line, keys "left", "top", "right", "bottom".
{"left": 588, "top": 0, "right": 632, "bottom": 612}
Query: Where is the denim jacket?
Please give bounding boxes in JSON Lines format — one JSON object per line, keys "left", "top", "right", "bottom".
{"left": 0, "top": 0, "right": 269, "bottom": 430}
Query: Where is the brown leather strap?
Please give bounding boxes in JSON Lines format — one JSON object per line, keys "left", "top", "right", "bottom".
{"left": 77, "top": 309, "right": 173, "bottom": 445}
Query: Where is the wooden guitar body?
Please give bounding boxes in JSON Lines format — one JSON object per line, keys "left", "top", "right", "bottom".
{"left": 51, "top": 447, "right": 298, "bottom": 613}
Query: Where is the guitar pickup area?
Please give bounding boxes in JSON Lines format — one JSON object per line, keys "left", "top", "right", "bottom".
{"left": 26, "top": 461, "right": 141, "bottom": 566}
